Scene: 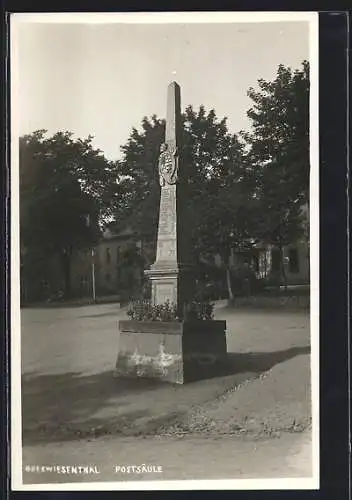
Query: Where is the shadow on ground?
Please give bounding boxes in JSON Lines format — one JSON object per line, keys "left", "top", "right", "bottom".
{"left": 22, "top": 345, "right": 310, "bottom": 445}
{"left": 211, "top": 346, "right": 310, "bottom": 379}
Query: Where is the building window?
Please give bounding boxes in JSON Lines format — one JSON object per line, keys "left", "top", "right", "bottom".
{"left": 271, "top": 249, "right": 281, "bottom": 272}
{"left": 106, "top": 247, "right": 111, "bottom": 264}
{"left": 288, "top": 248, "right": 299, "bottom": 273}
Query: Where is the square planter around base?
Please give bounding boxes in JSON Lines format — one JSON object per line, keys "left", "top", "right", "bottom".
{"left": 115, "top": 320, "right": 227, "bottom": 384}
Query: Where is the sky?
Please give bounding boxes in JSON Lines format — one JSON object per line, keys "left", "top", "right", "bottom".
{"left": 15, "top": 16, "right": 311, "bottom": 161}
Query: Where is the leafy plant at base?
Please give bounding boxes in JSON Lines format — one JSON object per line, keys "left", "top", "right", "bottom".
{"left": 127, "top": 299, "right": 214, "bottom": 322}
{"left": 127, "top": 300, "right": 178, "bottom": 322}
{"left": 183, "top": 300, "right": 214, "bottom": 321}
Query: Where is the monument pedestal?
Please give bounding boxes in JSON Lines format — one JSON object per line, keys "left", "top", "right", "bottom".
{"left": 145, "top": 262, "right": 194, "bottom": 317}
{"left": 115, "top": 320, "right": 227, "bottom": 384}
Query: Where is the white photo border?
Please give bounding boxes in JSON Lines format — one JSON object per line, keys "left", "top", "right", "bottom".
{"left": 10, "top": 11, "right": 319, "bottom": 491}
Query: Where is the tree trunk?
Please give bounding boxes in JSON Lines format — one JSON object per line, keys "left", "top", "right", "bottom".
{"left": 225, "top": 266, "right": 234, "bottom": 301}
{"left": 223, "top": 251, "right": 234, "bottom": 303}
{"left": 279, "top": 245, "right": 288, "bottom": 292}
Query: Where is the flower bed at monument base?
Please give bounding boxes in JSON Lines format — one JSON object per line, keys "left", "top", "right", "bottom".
{"left": 115, "top": 320, "right": 227, "bottom": 384}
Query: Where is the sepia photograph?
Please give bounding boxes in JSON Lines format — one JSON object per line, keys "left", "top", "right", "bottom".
{"left": 11, "top": 12, "right": 319, "bottom": 490}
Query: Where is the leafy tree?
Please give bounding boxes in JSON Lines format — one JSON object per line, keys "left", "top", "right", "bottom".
{"left": 190, "top": 135, "right": 256, "bottom": 299}
{"left": 20, "top": 130, "right": 118, "bottom": 298}
{"left": 182, "top": 106, "right": 252, "bottom": 300}
{"left": 195, "top": 181, "right": 259, "bottom": 300}
{"left": 116, "top": 115, "right": 165, "bottom": 233}
{"left": 115, "top": 107, "right": 250, "bottom": 299}
{"left": 243, "top": 61, "right": 310, "bottom": 287}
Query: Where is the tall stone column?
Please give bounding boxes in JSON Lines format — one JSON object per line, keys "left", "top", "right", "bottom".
{"left": 145, "top": 81, "right": 194, "bottom": 315}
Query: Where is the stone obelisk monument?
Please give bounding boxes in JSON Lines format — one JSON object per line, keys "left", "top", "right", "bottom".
{"left": 145, "top": 82, "right": 194, "bottom": 315}
{"left": 116, "top": 81, "right": 226, "bottom": 384}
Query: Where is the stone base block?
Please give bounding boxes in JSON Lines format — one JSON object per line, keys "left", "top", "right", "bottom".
{"left": 115, "top": 320, "right": 227, "bottom": 384}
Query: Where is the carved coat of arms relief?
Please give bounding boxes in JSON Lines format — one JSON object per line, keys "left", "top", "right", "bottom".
{"left": 158, "top": 142, "right": 178, "bottom": 186}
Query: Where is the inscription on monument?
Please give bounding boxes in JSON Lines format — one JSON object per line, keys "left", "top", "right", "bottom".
{"left": 157, "top": 239, "right": 177, "bottom": 261}
{"left": 158, "top": 186, "right": 176, "bottom": 237}
{"left": 155, "top": 282, "right": 176, "bottom": 305}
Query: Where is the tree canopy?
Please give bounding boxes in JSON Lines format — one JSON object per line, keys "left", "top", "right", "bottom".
{"left": 243, "top": 61, "right": 309, "bottom": 247}
{"left": 114, "top": 106, "right": 250, "bottom": 256}
{"left": 20, "top": 130, "right": 119, "bottom": 297}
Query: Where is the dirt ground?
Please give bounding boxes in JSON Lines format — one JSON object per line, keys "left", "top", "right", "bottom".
{"left": 21, "top": 302, "right": 309, "bottom": 376}
{"left": 18, "top": 303, "right": 313, "bottom": 484}
{"left": 23, "top": 430, "right": 312, "bottom": 483}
